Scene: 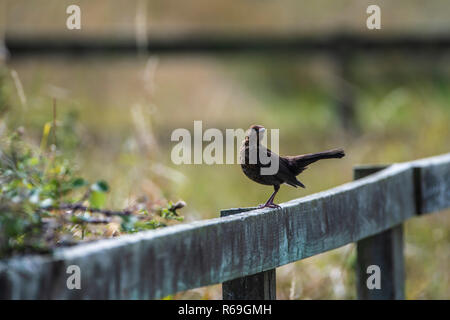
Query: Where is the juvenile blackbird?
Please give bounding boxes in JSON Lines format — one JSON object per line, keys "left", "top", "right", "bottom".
{"left": 240, "top": 125, "right": 345, "bottom": 209}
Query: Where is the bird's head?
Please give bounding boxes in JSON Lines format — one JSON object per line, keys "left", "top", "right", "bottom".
{"left": 246, "top": 124, "right": 266, "bottom": 141}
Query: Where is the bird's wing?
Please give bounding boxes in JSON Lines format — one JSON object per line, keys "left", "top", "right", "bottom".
{"left": 266, "top": 148, "right": 305, "bottom": 188}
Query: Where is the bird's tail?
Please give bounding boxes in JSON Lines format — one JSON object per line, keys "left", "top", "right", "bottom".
{"left": 289, "top": 148, "right": 345, "bottom": 174}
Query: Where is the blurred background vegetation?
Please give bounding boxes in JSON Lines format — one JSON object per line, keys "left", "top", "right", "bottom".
{"left": 0, "top": 0, "right": 449, "bottom": 299}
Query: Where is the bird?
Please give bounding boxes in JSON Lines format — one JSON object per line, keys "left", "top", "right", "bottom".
{"left": 240, "top": 124, "right": 345, "bottom": 209}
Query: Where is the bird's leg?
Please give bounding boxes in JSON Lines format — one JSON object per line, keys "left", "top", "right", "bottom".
{"left": 258, "top": 185, "right": 281, "bottom": 209}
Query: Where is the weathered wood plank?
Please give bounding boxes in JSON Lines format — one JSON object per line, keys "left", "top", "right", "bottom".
{"left": 222, "top": 269, "right": 276, "bottom": 300}
{"left": 354, "top": 166, "right": 405, "bottom": 300}
{"left": 0, "top": 163, "right": 418, "bottom": 299}
{"left": 356, "top": 225, "right": 404, "bottom": 299}
{"left": 411, "top": 153, "right": 450, "bottom": 214}
{"left": 221, "top": 207, "right": 258, "bottom": 217}
{"left": 221, "top": 208, "right": 276, "bottom": 300}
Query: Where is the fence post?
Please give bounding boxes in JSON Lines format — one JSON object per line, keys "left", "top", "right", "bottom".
{"left": 333, "top": 46, "right": 358, "bottom": 134}
{"left": 220, "top": 208, "right": 276, "bottom": 300}
{"left": 354, "top": 165, "right": 405, "bottom": 300}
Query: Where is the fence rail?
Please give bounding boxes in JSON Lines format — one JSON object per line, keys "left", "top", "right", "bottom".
{"left": 0, "top": 153, "right": 449, "bottom": 299}
{"left": 4, "top": 33, "right": 450, "bottom": 57}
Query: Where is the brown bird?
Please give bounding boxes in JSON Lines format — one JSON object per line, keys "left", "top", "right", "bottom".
{"left": 240, "top": 125, "right": 345, "bottom": 209}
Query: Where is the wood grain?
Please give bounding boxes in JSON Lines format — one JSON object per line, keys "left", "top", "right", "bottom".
{"left": 221, "top": 208, "right": 276, "bottom": 300}
{"left": 354, "top": 166, "right": 405, "bottom": 300}
{"left": 412, "top": 153, "right": 450, "bottom": 214}
{"left": 356, "top": 224, "right": 404, "bottom": 299}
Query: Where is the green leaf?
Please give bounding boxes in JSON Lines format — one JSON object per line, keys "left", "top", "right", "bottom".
{"left": 40, "top": 198, "right": 53, "bottom": 208}
{"left": 91, "top": 180, "right": 109, "bottom": 193}
{"left": 26, "top": 157, "right": 39, "bottom": 167}
{"left": 120, "top": 215, "right": 138, "bottom": 233}
{"left": 89, "top": 191, "right": 106, "bottom": 209}
{"left": 70, "top": 214, "right": 90, "bottom": 224}
{"left": 71, "top": 178, "right": 88, "bottom": 188}
{"left": 29, "top": 189, "right": 40, "bottom": 204}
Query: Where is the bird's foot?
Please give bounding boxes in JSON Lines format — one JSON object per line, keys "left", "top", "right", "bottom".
{"left": 257, "top": 202, "right": 281, "bottom": 209}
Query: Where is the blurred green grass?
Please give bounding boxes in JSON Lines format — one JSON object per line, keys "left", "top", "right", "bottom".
{"left": 0, "top": 53, "right": 449, "bottom": 299}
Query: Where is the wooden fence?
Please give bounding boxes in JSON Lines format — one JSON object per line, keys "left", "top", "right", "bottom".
{"left": 5, "top": 33, "right": 450, "bottom": 56}
{"left": 4, "top": 32, "right": 450, "bottom": 132}
{"left": 0, "top": 152, "right": 449, "bottom": 299}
